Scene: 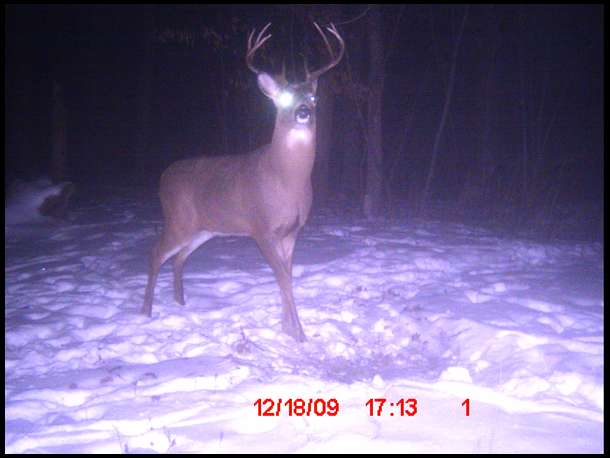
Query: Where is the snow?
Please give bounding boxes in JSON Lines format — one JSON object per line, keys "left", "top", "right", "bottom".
{"left": 5, "top": 194, "right": 604, "bottom": 453}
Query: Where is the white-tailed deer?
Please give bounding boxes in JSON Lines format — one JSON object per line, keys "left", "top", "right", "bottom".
{"left": 142, "top": 22, "right": 344, "bottom": 341}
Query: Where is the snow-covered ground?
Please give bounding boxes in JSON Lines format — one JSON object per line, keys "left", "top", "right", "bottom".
{"left": 5, "top": 191, "right": 604, "bottom": 453}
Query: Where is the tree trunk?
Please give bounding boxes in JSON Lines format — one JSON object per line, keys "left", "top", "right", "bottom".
{"left": 336, "top": 96, "right": 364, "bottom": 205}
{"left": 51, "top": 81, "right": 67, "bottom": 182}
{"left": 313, "top": 76, "right": 334, "bottom": 208}
{"left": 420, "top": 6, "right": 468, "bottom": 214}
{"left": 218, "top": 44, "right": 229, "bottom": 155}
{"left": 364, "top": 5, "right": 385, "bottom": 220}
{"left": 134, "top": 6, "right": 155, "bottom": 181}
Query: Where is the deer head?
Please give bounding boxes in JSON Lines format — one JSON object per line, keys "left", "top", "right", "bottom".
{"left": 246, "top": 22, "right": 344, "bottom": 142}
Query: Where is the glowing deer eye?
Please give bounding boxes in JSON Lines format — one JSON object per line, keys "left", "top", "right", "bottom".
{"left": 278, "top": 91, "right": 294, "bottom": 108}
{"left": 309, "top": 95, "right": 316, "bottom": 104}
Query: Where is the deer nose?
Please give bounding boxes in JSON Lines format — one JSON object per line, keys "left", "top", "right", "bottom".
{"left": 295, "top": 105, "right": 312, "bottom": 124}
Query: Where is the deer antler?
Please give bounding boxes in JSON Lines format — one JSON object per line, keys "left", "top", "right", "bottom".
{"left": 246, "top": 23, "right": 272, "bottom": 75}
{"left": 306, "top": 22, "right": 345, "bottom": 81}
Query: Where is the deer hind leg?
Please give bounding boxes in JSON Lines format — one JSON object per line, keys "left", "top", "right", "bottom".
{"left": 142, "top": 229, "right": 183, "bottom": 316}
{"left": 172, "top": 231, "right": 215, "bottom": 305}
{"left": 255, "top": 232, "right": 305, "bottom": 342}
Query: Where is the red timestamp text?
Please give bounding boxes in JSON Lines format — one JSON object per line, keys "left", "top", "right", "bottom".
{"left": 254, "top": 398, "right": 340, "bottom": 417}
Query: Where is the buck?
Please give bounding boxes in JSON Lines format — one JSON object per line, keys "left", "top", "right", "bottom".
{"left": 142, "top": 22, "right": 344, "bottom": 342}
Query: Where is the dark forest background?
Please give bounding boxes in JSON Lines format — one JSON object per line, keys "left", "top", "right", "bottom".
{"left": 5, "top": 4, "right": 604, "bottom": 240}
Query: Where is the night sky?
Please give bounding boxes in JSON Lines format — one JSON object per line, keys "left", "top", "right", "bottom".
{"left": 4, "top": 5, "right": 604, "bottom": 230}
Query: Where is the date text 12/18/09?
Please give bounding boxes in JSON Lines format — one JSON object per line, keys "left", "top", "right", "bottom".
{"left": 254, "top": 398, "right": 339, "bottom": 417}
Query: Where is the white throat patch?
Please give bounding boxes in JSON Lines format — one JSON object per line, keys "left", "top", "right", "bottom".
{"left": 287, "top": 127, "right": 313, "bottom": 148}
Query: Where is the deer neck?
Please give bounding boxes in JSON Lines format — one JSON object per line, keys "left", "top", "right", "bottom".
{"left": 265, "top": 120, "right": 316, "bottom": 187}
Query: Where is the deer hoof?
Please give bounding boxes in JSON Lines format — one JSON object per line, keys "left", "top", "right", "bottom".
{"left": 283, "top": 321, "right": 307, "bottom": 342}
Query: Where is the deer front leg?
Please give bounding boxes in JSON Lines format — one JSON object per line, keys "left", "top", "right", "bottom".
{"left": 255, "top": 234, "right": 306, "bottom": 342}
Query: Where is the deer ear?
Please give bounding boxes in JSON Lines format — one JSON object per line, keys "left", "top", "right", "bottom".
{"left": 257, "top": 73, "right": 281, "bottom": 100}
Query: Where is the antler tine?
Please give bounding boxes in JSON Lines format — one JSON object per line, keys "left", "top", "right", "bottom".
{"left": 313, "top": 22, "right": 333, "bottom": 61}
{"left": 323, "top": 23, "right": 345, "bottom": 65}
{"left": 306, "top": 22, "right": 345, "bottom": 81}
{"left": 246, "top": 22, "right": 272, "bottom": 75}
